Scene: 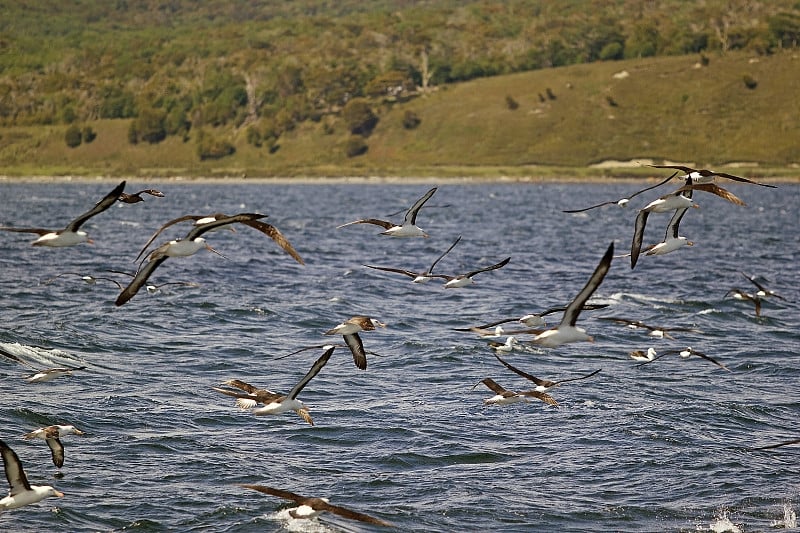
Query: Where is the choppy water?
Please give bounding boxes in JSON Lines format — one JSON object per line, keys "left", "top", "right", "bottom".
{"left": 0, "top": 179, "right": 798, "bottom": 532}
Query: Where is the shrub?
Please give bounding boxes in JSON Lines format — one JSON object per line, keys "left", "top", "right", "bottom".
{"left": 743, "top": 75, "right": 758, "bottom": 90}
{"left": 599, "top": 42, "right": 624, "bottom": 61}
{"left": 342, "top": 98, "right": 378, "bottom": 136}
{"left": 402, "top": 110, "right": 421, "bottom": 129}
{"left": 130, "top": 107, "right": 167, "bottom": 144}
{"left": 81, "top": 126, "right": 96, "bottom": 143}
{"left": 505, "top": 95, "right": 519, "bottom": 110}
{"left": 196, "top": 130, "right": 236, "bottom": 160}
{"left": 64, "top": 125, "right": 82, "bottom": 148}
{"left": 345, "top": 135, "right": 368, "bottom": 157}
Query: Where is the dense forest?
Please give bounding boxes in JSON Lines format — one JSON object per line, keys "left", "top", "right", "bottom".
{"left": 0, "top": 0, "right": 799, "bottom": 171}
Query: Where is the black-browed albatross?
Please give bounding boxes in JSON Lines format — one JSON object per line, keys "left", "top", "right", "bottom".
{"left": 324, "top": 316, "right": 386, "bottom": 370}
{"left": 23, "top": 425, "right": 84, "bottom": 468}
{"left": 134, "top": 212, "right": 304, "bottom": 265}
{"left": 365, "top": 235, "right": 462, "bottom": 283}
{"left": 474, "top": 377, "right": 558, "bottom": 407}
{"left": 118, "top": 188, "right": 164, "bottom": 203}
{"left": 648, "top": 164, "right": 777, "bottom": 188}
{"left": 0, "top": 439, "right": 64, "bottom": 512}
{"left": 337, "top": 186, "right": 437, "bottom": 237}
{"left": 213, "top": 345, "right": 335, "bottom": 425}
{"left": 237, "top": 484, "right": 393, "bottom": 526}
{"left": 435, "top": 256, "right": 511, "bottom": 288}
{"left": 492, "top": 352, "right": 601, "bottom": 393}
{"left": 116, "top": 213, "right": 267, "bottom": 306}
{"left": 0, "top": 181, "right": 125, "bottom": 247}
{"left": 562, "top": 172, "right": 678, "bottom": 213}
{"left": 530, "top": 242, "right": 614, "bottom": 347}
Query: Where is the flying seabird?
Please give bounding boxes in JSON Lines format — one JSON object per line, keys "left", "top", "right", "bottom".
{"left": 117, "top": 188, "right": 164, "bottom": 203}
{"left": 436, "top": 256, "right": 511, "bottom": 288}
{"left": 725, "top": 288, "right": 762, "bottom": 316}
{"left": 0, "top": 439, "right": 64, "bottom": 512}
{"left": 42, "top": 272, "right": 124, "bottom": 290}
{"left": 23, "top": 425, "right": 84, "bottom": 468}
{"left": 492, "top": 352, "right": 601, "bottom": 392}
{"left": 741, "top": 272, "right": 785, "bottom": 301}
{"left": 237, "top": 484, "right": 393, "bottom": 526}
{"left": 562, "top": 172, "right": 678, "bottom": 213}
{"left": 531, "top": 242, "right": 614, "bottom": 347}
{"left": 673, "top": 182, "right": 745, "bottom": 206}
{"left": 0, "top": 181, "right": 126, "bottom": 247}
{"left": 364, "top": 235, "right": 462, "bottom": 283}
{"left": 597, "top": 317, "right": 701, "bottom": 339}
{"left": 648, "top": 164, "right": 777, "bottom": 188}
{"left": 24, "top": 366, "right": 86, "bottom": 383}
{"left": 324, "top": 316, "right": 385, "bottom": 370}
{"left": 486, "top": 336, "right": 522, "bottom": 353}
{"left": 116, "top": 213, "right": 268, "bottom": 306}
{"left": 213, "top": 345, "right": 335, "bottom": 425}
{"left": 629, "top": 347, "right": 657, "bottom": 362}
{"left": 636, "top": 346, "right": 730, "bottom": 371}
{"left": 640, "top": 203, "right": 694, "bottom": 260}
{"left": 337, "top": 187, "right": 437, "bottom": 237}
{"left": 454, "top": 303, "right": 610, "bottom": 331}
{"left": 473, "top": 377, "right": 558, "bottom": 407}
{"left": 630, "top": 188, "right": 695, "bottom": 269}
{"left": 134, "top": 212, "right": 303, "bottom": 265}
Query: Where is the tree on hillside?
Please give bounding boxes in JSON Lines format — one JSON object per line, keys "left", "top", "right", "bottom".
{"left": 343, "top": 98, "right": 378, "bottom": 136}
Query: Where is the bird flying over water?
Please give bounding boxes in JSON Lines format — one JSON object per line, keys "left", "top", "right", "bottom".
{"left": 365, "top": 235, "right": 462, "bottom": 283}
{"left": 562, "top": 172, "right": 677, "bottom": 213}
{"left": 337, "top": 187, "right": 438, "bottom": 237}
{"left": 0, "top": 439, "right": 64, "bottom": 512}
{"left": 648, "top": 164, "right": 776, "bottom": 188}
{"left": 0, "top": 181, "right": 125, "bottom": 247}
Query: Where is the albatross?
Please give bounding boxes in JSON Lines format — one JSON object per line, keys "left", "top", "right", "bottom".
{"left": 0, "top": 181, "right": 125, "bottom": 247}
{"left": 324, "top": 316, "right": 386, "bottom": 370}
{"left": 116, "top": 213, "right": 268, "bottom": 306}
{"left": 648, "top": 164, "right": 777, "bottom": 188}
{"left": 435, "top": 256, "right": 511, "bottom": 288}
{"left": 562, "top": 172, "right": 678, "bottom": 213}
{"left": 134, "top": 212, "right": 303, "bottom": 265}
{"left": 492, "top": 352, "right": 601, "bottom": 393}
{"left": 0, "top": 439, "right": 64, "bottom": 512}
{"left": 337, "top": 187, "right": 437, "bottom": 237}
{"left": 23, "top": 425, "right": 84, "bottom": 468}
{"left": 531, "top": 242, "right": 614, "bottom": 347}
{"left": 238, "top": 484, "right": 393, "bottom": 526}
{"left": 630, "top": 188, "right": 695, "bottom": 269}
{"left": 474, "top": 377, "right": 558, "bottom": 407}
{"left": 364, "top": 235, "right": 462, "bottom": 283}
{"left": 213, "top": 345, "right": 335, "bottom": 425}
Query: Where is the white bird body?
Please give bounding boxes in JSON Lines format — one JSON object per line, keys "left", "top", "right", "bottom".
{"left": 532, "top": 325, "right": 592, "bottom": 347}
{"left": 0, "top": 485, "right": 63, "bottom": 511}
{"left": 645, "top": 236, "right": 693, "bottom": 256}
{"left": 31, "top": 231, "right": 90, "bottom": 247}
{"left": 0, "top": 439, "right": 64, "bottom": 512}
{"left": 642, "top": 195, "right": 696, "bottom": 213}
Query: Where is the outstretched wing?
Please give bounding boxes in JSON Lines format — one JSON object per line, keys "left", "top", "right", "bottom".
{"left": 428, "top": 235, "right": 462, "bottom": 274}
{"left": 676, "top": 183, "right": 745, "bottom": 206}
{"left": 65, "top": 180, "right": 126, "bottom": 232}
{"left": 404, "top": 187, "right": 438, "bottom": 225}
{"left": 493, "top": 352, "right": 552, "bottom": 387}
{"left": 240, "top": 219, "right": 304, "bottom": 265}
{"left": 337, "top": 218, "right": 395, "bottom": 230}
{"left": 364, "top": 265, "right": 418, "bottom": 279}
{"left": 343, "top": 333, "right": 368, "bottom": 370}
{"left": 135, "top": 214, "right": 213, "bottom": 262}
{"left": 286, "top": 346, "right": 335, "bottom": 400}
{"left": 0, "top": 439, "right": 32, "bottom": 495}
{"left": 238, "top": 484, "right": 307, "bottom": 504}
{"left": 465, "top": 257, "right": 511, "bottom": 278}
{"left": 115, "top": 256, "right": 168, "bottom": 306}
{"left": 561, "top": 242, "right": 613, "bottom": 327}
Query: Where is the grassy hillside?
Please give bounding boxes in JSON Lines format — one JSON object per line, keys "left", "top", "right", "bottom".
{"left": 1, "top": 50, "right": 799, "bottom": 179}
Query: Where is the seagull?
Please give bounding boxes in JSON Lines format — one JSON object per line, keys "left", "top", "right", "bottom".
{"left": 337, "top": 186, "right": 437, "bottom": 237}
{"left": 117, "top": 188, "right": 164, "bottom": 203}
{"left": 473, "top": 378, "right": 558, "bottom": 407}
{"left": 531, "top": 242, "right": 614, "bottom": 347}
{"left": 630, "top": 188, "right": 695, "bottom": 269}
{"left": 0, "top": 181, "right": 125, "bottom": 247}
{"left": 24, "top": 366, "right": 86, "bottom": 383}
{"left": 237, "top": 484, "right": 393, "bottom": 527}
{"left": 636, "top": 346, "right": 730, "bottom": 371}
{"left": 562, "top": 172, "right": 678, "bottom": 212}
{"left": 629, "top": 347, "right": 658, "bottom": 362}
{"left": 23, "top": 425, "right": 84, "bottom": 468}
{"left": 134, "top": 212, "right": 303, "bottom": 264}
{"left": 364, "top": 235, "right": 461, "bottom": 283}
{"left": 454, "top": 304, "right": 610, "bottom": 331}
{"left": 725, "top": 288, "right": 762, "bottom": 316}
{"left": 324, "top": 316, "right": 385, "bottom": 370}
{"left": 648, "top": 164, "right": 777, "bottom": 188}
{"left": 436, "top": 256, "right": 511, "bottom": 288}
{"left": 741, "top": 272, "right": 785, "bottom": 301}
{"left": 213, "top": 346, "right": 335, "bottom": 425}
{"left": 492, "top": 352, "right": 601, "bottom": 392}
{"left": 116, "top": 213, "right": 268, "bottom": 306}
{"left": 0, "top": 439, "right": 64, "bottom": 512}
{"left": 597, "top": 317, "right": 701, "bottom": 339}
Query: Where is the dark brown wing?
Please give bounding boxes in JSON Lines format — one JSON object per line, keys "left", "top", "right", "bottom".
{"left": 0, "top": 227, "right": 54, "bottom": 236}
{"left": 115, "top": 256, "right": 169, "bottom": 306}
{"left": 337, "top": 218, "right": 395, "bottom": 230}
{"left": 493, "top": 353, "right": 553, "bottom": 388}
{"left": 675, "top": 183, "right": 745, "bottom": 206}
{"left": 0, "top": 439, "right": 32, "bottom": 495}
{"left": 65, "top": 181, "right": 126, "bottom": 232}
{"left": 630, "top": 210, "right": 649, "bottom": 269}
{"left": 364, "top": 265, "right": 418, "bottom": 279}
{"left": 561, "top": 242, "right": 613, "bottom": 327}
{"left": 240, "top": 219, "right": 304, "bottom": 265}
{"left": 135, "top": 214, "right": 210, "bottom": 262}
{"left": 464, "top": 257, "right": 511, "bottom": 278}
{"left": 46, "top": 438, "right": 65, "bottom": 468}
{"left": 404, "top": 187, "right": 437, "bottom": 225}
{"left": 520, "top": 389, "right": 559, "bottom": 406}
{"left": 238, "top": 484, "right": 307, "bottom": 504}
{"left": 316, "top": 499, "right": 394, "bottom": 526}
{"left": 343, "top": 333, "right": 368, "bottom": 370}
{"left": 478, "top": 377, "right": 509, "bottom": 395}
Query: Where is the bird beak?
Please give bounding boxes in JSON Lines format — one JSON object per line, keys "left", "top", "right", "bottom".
{"left": 692, "top": 205, "right": 700, "bottom": 209}
{"left": 687, "top": 241, "right": 695, "bottom": 246}
{"left": 204, "top": 243, "right": 228, "bottom": 259}
{"left": 55, "top": 490, "right": 65, "bottom": 497}
{"left": 74, "top": 429, "right": 85, "bottom": 436}
{"left": 86, "top": 238, "right": 95, "bottom": 245}
{"left": 375, "top": 320, "right": 387, "bottom": 328}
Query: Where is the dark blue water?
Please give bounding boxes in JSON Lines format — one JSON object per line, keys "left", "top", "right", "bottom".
{"left": 0, "top": 179, "right": 798, "bottom": 532}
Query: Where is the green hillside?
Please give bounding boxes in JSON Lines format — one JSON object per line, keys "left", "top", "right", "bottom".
{"left": 1, "top": 0, "right": 799, "bottom": 178}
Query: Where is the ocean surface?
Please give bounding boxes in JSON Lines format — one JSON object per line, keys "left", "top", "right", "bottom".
{"left": 0, "top": 179, "right": 798, "bottom": 532}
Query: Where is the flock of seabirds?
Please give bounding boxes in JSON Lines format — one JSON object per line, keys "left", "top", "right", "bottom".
{"left": 0, "top": 164, "right": 794, "bottom": 527}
